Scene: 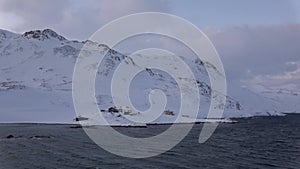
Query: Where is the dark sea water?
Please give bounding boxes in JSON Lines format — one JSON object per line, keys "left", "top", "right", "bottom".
{"left": 0, "top": 114, "right": 300, "bottom": 169}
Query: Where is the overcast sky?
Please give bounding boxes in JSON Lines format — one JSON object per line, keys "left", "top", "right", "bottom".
{"left": 0, "top": 0, "right": 300, "bottom": 91}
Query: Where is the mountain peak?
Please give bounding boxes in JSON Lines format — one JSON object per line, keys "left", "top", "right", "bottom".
{"left": 22, "top": 29, "right": 66, "bottom": 41}
{"left": 0, "top": 29, "right": 18, "bottom": 41}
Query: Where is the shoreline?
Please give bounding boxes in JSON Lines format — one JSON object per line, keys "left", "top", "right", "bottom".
{"left": 0, "top": 113, "right": 299, "bottom": 127}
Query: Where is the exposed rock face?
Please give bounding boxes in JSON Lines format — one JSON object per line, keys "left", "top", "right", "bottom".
{"left": 23, "top": 29, "right": 66, "bottom": 41}
{"left": 6, "top": 134, "right": 14, "bottom": 139}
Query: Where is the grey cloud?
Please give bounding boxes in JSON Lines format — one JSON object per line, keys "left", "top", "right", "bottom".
{"left": 57, "top": 0, "right": 172, "bottom": 40}
{"left": 0, "top": 0, "right": 71, "bottom": 29}
{"left": 205, "top": 24, "right": 300, "bottom": 89}
{"left": 0, "top": 0, "right": 172, "bottom": 40}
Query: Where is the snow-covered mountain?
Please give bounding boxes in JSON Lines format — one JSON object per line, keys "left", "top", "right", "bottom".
{"left": 0, "top": 28, "right": 297, "bottom": 124}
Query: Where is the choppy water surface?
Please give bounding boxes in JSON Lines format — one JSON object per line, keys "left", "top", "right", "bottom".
{"left": 0, "top": 114, "right": 300, "bottom": 169}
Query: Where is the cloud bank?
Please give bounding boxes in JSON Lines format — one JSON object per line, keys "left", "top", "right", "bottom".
{"left": 205, "top": 24, "right": 300, "bottom": 90}
{"left": 0, "top": 0, "right": 171, "bottom": 40}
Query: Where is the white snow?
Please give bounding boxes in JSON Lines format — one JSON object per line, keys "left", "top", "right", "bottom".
{"left": 0, "top": 28, "right": 298, "bottom": 125}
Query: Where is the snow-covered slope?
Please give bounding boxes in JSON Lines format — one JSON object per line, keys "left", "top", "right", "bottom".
{"left": 0, "top": 29, "right": 296, "bottom": 124}
{"left": 250, "top": 86, "right": 300, "bottom": 114}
